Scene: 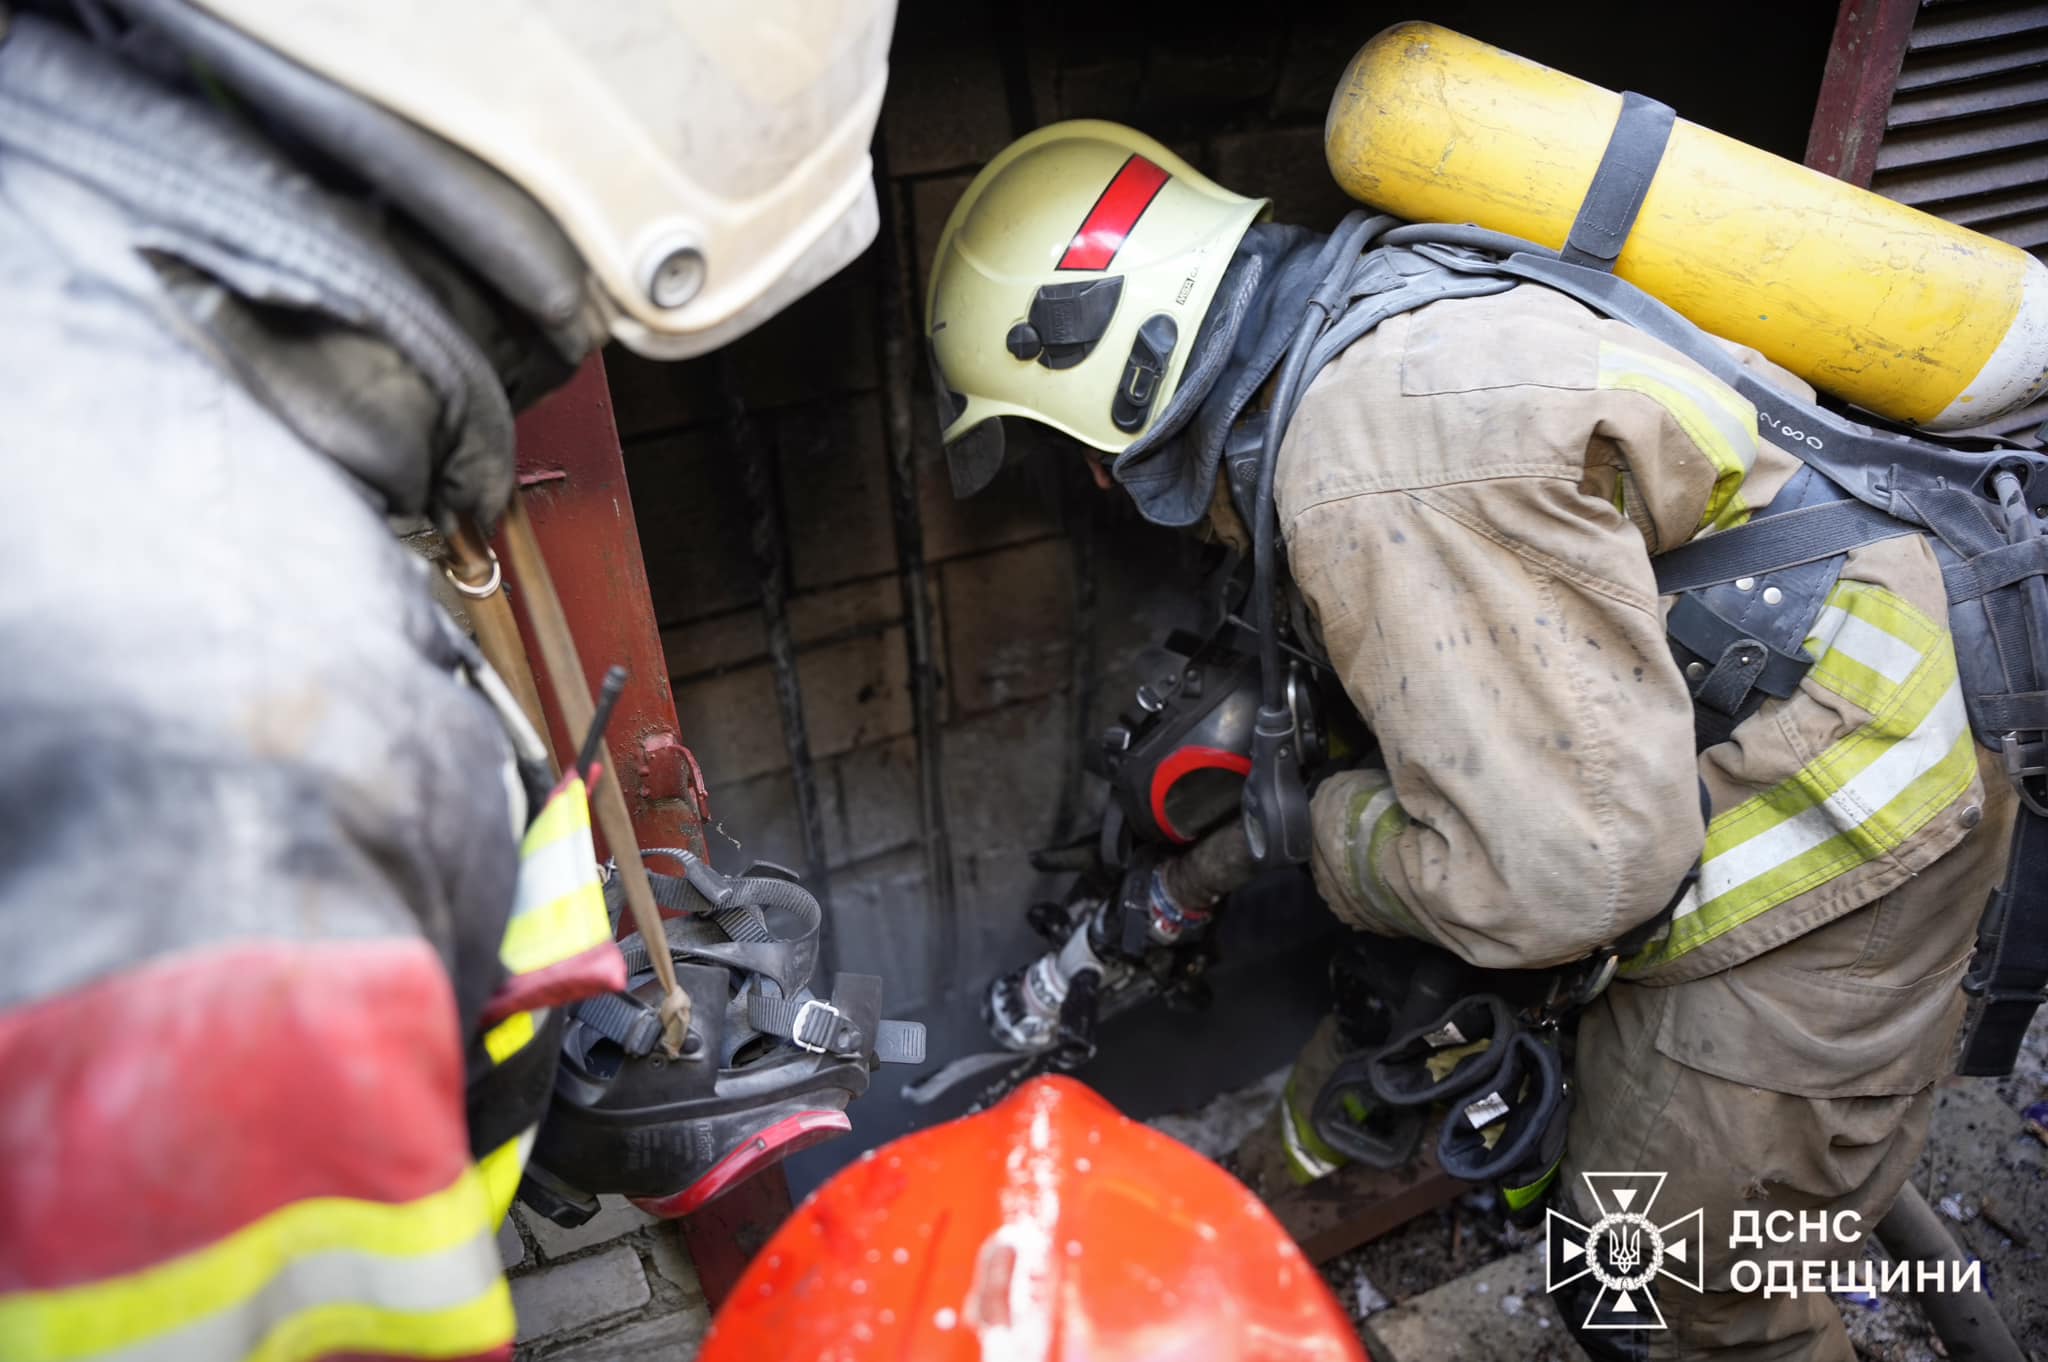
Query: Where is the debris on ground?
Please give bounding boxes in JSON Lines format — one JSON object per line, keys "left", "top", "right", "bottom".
{"left": 1834, "top": 1244, "right": 1943, "bottom": 1362}
{"left": 1359, "top": 1248, "right": 1579, "bottom": 1362}
{"left": 1317, "top": 1201, "right": 1526, "bottom": 1314}
{"left": 1139, "top": 1010, "right": 2048, "bottom": 1359}
{"left": 1142, "top": 1067, "right": 1287, "bottom": 1160}
{"left": 2022, "top": 1099, "right": 2048, "bottom": 1148}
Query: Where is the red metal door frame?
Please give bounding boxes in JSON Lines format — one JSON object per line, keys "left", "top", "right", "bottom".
{"left": 500, "top": 354, "right": 788, "bottom": 1307}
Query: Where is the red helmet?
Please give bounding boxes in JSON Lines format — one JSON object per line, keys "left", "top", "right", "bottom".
{"left": 701, "top": 1076, "right": 1368, "bottom": 1362}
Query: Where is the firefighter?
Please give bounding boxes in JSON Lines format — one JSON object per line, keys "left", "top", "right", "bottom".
{"left": 924, "top": 118, "right": 2018, "bottom": 1361}
{"left": 0, "top": 3, "right": 891, "bottom": 1359}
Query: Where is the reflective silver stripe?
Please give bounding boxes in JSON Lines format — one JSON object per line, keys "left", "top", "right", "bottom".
{"left": 102, "top": 1231, "right": 505, "bottom": 1362}
{"left": 1597, "top": 346, "right": 1758, "bottom": 474}
{"left": 1279, "top": 1100, "right": 1340, "bottom": 1180}
{"left": 1352, "top": 783, "right": 1404, "bottom": 921}
{"left": 1805, "top": 605, "right": 1922, "bottom": 686}
{"left": 1674, "top": 681, "right": 1969, "bottom": 920}
{"left": 510, "top": 828, "right": 591, "bottom": 924}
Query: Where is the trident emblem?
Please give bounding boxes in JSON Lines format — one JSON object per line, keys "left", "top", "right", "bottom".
{"left": 1607, "top": 1225, "right": 1642, "bottom": 1274}
{"left": 1547, "top": 1172, "right": 1705, "bottom": 1330}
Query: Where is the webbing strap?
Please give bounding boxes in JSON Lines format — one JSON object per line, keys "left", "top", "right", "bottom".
{"left": 1959, "top": 807, "right": 2048, "bottom": 1075}
{"left": 1945, "top": 537, "right": 2048, "bottom": 605}
{"left": 571, "top": 991, "right": 665, "bottom": 1057}
{"left": 747, "top": 987, "right": 928, "bottom": 1064}
{"left": 1559, "top": 93, "right": 1676, "bottom": 272}
{"left": 635, "top": 861, "right": 778, "bottom": 944}
{"left": 748, "top": 994, "right": 864, "bottom": 1055}
{"left": 1420, "top": 246, "right": 2048, "bottom": 512}
{"left": 1972, "top": 690, "right": 2048, "bottom": 733}
{"left": 1651, "top": 500, "right": 1914, "bottom": 594}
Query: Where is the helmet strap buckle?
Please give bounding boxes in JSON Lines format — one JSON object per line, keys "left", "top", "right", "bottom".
{"left": 792, "top": 998, "right": 845, "bottom": 1054}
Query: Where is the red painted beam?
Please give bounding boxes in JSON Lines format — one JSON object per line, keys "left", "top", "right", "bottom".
{"left": 1805, "top": 0, "right": 1918, "bottom": 187}
{"left": 500, "top": 356, "right": 711, "bottom": 860}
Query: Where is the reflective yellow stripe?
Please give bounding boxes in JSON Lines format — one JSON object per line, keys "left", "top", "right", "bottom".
{"left": 1279, "top": 1079, "right": 1342, "bottom": 1183}
{"left": 478, "top": 1127, "right": 539, "bottom": 1229}
{"left": 1503, "top": 1157, "right": 1561, "bottom": 1211}
{"left": 500, "top": 881, "right": 611, "bottom": 975}
{"left": 506, "top": 775, "right": 595, "bottom": 927}
{"left": 1345, "top": 779, "right": 1421, "bottom": 936}
{"left": 523, "top": 774, "right": 590, "bottom": 856}
{"left": 502, "top": 777, "right": 610, "bottom": 975}
{"left": 1628, "top": 584, "right": 1973, "bottom": 972}
{"left": 1598, "top": 341, "right": 1759, "bottom": 535}
{"left": 511, "top": 831, "right": 596, "bottom": 925}
{"left": 0, "top": 1169, "right": 511, "bottom": 1362}
{"left": 482, "top": 1009, "right": 537, "bottom": 1065}
{"left": 240, "top": 1291, "right": 511, "bottom": 1362}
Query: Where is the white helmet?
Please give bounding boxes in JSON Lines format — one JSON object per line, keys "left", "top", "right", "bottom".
{"left": 926, "top": 121, "right": 1267, "bottom": 495}
{"left": 175, "top": 0, "right": 894, "bottom": 359}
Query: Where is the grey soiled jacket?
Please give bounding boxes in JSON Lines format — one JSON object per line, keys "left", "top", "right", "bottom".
{"left": 0, "top": 19, "right": 522, "bottom": 1030}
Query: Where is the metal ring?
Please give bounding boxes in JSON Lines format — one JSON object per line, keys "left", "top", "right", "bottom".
{"left": 1571, "top": 952, "right": 1622, "bottom": 1007}
{"left": 445, "top": 547, "right": 502, "bottom": 599}
{"left": 1285, "top": 665, "right": 1312, "bottom": 747}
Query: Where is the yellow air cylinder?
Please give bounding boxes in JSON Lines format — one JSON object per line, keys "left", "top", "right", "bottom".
{"left": 1324, "top": 22, "right": 2048, "bottom": 431}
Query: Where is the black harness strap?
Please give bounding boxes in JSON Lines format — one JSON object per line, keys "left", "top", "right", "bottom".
{"left": 749, "top": 978, "right": 928, "bottom": 1065}
{"left": 1652, "top": 499, "right": 1914, "bottom": 595}
{"left": 1960, "top": 808, "right": 2048, "bottom": 1075}
{"left": 1669, "top": 597, "right": 1795, "bottom": 751}
{"left": 1945, "top": 538, "right": 2048, "bottom": 606}
{"left": 572, "top": 991, "right": 665, "bottom": 1057}
{"left": 1559, "top": 92, "right": 1676, "bottom": 272}
{"left": 1425, "top": 247, "right": 2048, "bottom": 510}
{"left": 1972, "top": 690, "right": 2048, "bottom": 734}
{"left": 581, "top": 862, "right": 928, "bottom": 1066}
{"left": 1666, "top": 469, "right": 1857, "bottom": 747}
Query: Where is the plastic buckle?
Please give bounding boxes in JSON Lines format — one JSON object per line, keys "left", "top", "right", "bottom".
{"left": 1999, "top": 732, "right": 2048, "bottom": 818}
{"left": 791, "top": 999, "right": 843, "bottom": 1054}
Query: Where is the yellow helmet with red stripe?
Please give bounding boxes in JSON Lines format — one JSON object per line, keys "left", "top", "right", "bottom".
{"left": 925, "top": 121, "right": 1266, "bottom": 494}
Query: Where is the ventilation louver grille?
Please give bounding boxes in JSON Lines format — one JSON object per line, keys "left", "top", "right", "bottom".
{"left": 1872, "top": 0, "right": 2048, "bottom": 441}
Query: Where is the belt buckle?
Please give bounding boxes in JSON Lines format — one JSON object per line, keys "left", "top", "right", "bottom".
{"left": 1999, "top": 732, "right": 2048, "bottom": 817}
{"left": 791, "top": 999, "right": 842, "bottom": 1054}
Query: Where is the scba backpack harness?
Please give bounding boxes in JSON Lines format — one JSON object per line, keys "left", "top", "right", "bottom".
{"left": 1232, "top": 95, "right": 2048, "bottom": 1077}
